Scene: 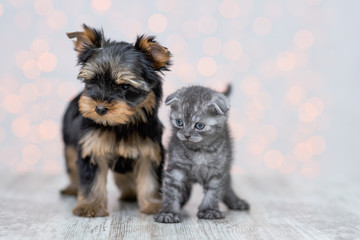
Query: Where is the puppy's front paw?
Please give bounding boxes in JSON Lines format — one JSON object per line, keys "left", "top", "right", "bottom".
{"left": 228, "top": 199, "right": 250, "bottom": 211}
{"left": 197, "top": 209, "right": 224, "bottom": 220}
{"left": 139, "top": 199, "right": 162, "bottom": 214}
{"left": 60, "top": 185, "right": 78, "bottom": 196}
{"left": 72, "top": 204, "right": 109, "bottom": 217}
{"left": 154, "top": 212, "right": 181, "bottom": 223}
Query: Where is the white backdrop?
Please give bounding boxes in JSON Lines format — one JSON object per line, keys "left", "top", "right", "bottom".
{"left": 0, "top": 0, "right": 359, "bottom": 180}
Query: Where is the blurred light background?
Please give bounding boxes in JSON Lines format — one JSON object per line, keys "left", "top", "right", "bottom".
{"left": 0, "top": 0, "right": 359, "bottom": 179}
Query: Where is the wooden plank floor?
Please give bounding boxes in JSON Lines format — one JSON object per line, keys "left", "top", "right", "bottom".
{"left": 0, "top": 172, "right": 359, "bottom": 240}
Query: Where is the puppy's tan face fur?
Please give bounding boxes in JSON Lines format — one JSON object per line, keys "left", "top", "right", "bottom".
{"left": 78, "top": 91, "right": 156, "bottom": 126}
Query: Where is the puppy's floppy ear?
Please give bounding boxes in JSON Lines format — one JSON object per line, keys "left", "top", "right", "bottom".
{"left": 208, "top": 93, "right": 230, "bottom": 115}
{"left": 165, "top": 90, "right": 180, "bottom": 106}
{"left": 66, "top": 24, "right": 104, "bottom": 63}
{"left": 135, "top": 35, "right": 171, "bottom": 71}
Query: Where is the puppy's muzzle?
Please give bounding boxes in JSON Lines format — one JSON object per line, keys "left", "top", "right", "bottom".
{"left": 95, "top": 105, "right": 108, "bottom": 115}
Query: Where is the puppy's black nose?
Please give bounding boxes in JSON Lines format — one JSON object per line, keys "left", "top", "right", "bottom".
{"left": 95, "top": 105, "right": 108, "bottom": 115}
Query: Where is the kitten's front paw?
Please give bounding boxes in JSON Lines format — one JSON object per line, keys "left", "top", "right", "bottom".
{"left": 72, "top": 204, "right": 109, "bottom": 217}
{"left": 228, "top": 199, "right": 250, "bottom": 211}
{"left": 154, "top": 212, "right": 181, "bottom": 223}
{"left": 197, "top": 209, "right": 224, "bottom": 220}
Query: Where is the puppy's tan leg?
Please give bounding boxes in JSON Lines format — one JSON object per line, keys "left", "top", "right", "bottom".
{"left": 72, "top": 156, "right": 109, "bottom": 217}
{"left": 60, "top": 145, "right": 79, "bottom": 196}
{"left": 135, "top": 157, "right": 162, "bottom": 214}
{"left": 113, "top": 172, "right": 137, "bottom": 201}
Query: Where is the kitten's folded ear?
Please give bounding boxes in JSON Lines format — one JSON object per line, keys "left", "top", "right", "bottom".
{"left": 209, "top": 93, "right": 230, "bottom": 115}
{"left": 165, "top": 91, "right": 180, "bottom": 106}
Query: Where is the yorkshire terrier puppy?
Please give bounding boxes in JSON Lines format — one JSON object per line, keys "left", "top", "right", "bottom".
{"left": 60, "top": 24, "right": 171, "bottom": 217}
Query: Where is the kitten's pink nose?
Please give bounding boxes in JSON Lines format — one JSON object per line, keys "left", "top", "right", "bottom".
{"left": 184, "top": 135, "right": 191, "bottom": 139}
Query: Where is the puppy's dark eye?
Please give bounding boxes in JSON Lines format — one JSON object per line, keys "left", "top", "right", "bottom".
{"left": 195, "top": 122, "right": 205, "bottom": 130}
{"left": 120, "top": 84, "right": 130, "bottom": 90}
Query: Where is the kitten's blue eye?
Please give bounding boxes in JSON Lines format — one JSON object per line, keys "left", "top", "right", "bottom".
{"left": 195, "top": 122, "right": 205, "bottom": 130}
{"left": 176, "top": 119, "right": 183, "bottom": 127}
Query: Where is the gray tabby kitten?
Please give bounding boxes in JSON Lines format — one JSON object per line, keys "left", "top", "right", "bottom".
{"left": 154, "top": 85, "right": 249, "bottom": 223}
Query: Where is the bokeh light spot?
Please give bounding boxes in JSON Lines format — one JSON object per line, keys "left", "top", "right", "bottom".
{"left": 148, "top": 14, "right": 167, "bottom": 33}
{"left": 264, "top": 149, "right": 284, "bottom": 169}
{"left": 307, "top": 136, "right": 326, "bottom": 155}
{"left": 0, "top": 4, "right": 4, "bottom": 17}
{"left": 34, "top": 0, "right": 54, "bottom": 16}
{"left": 16, "top": 51, "right": 32, "bottom": 69}
{"left": 219, "top": 0, "right": 239, "bottom": 19}
{"left": 30, "top": 39, "right": 50, "bottom": 57}
{"left": 12, "top": 117, "right": 30, "bottom": 138}
{"left": 276, "top": 52, "right": 296, "bottom": 71}
{"left": 252, "top": 17, "right": 272, "bottom": 36}
{"left": 47, "top": 10, "right": 67, "bottom": 30}
{"left": 39, "top": 120, "right": 59, "bottom": 139}
{"left": 247, "top": 136, "right": 267, "bottom": 156}
{"left": 1, "top": 74, "right": 19, "bottom": 93}
{"left": 223, "top": 40, "right": 242, "bottom": 60}
{"left": 298, "top": 104, "right": 316, "bottom": 122}
{"left": 295, "top": 30, "right": 314, "bottom": 49}
{"left": 22, "top": 145, "right": 42, "bottom": 165}
{"left": 92, "top": 0, "right": 111, "bottom": 12}
{"left": 305, "top": 97, "right": 324, "bottom": 117}
{"left": 23, "top": 59, "right": 42, "bottom": 79}
{"left": 156, "top": 0, "right": 176, "bottom": 12}
{"left": 3, "top": 94, "right": 23, "bottom": 114}
{"left": 294, "top": 143, "right": 312, "bottom": 162}
{"left": 202, "top": 37, "right": 222, "bottom": 56}
{"left": 197, "top": 57, "right": 217, "bottom": 76}
{"left": 38, "top": 52, "right": 57, "bottom": 72}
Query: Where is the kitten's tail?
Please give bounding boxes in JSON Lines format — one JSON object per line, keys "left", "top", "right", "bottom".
{"left": 222, "top": 84, "right": 232, "bottom": 97}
